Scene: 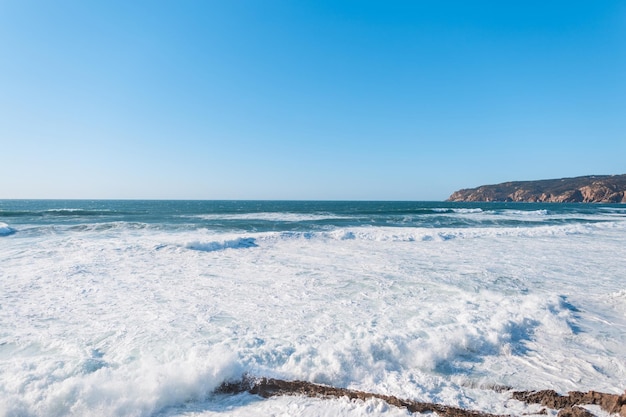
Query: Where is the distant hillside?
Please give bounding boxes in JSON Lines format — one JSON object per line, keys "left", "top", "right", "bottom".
{"left": 447, "top": 175, "right": 626, "bottom": 203}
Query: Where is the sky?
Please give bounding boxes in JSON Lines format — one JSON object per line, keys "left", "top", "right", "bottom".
{"left": 1, "top": 1, "right": 625, "bottom": 200}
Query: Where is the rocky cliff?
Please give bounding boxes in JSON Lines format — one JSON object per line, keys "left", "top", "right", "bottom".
{"left": 447, "top": 175, "right": 626, "bottom": 203}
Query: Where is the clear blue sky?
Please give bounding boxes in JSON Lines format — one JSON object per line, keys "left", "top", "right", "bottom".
{"left": 1, "top": 1, "right": 624, "bottom": 200}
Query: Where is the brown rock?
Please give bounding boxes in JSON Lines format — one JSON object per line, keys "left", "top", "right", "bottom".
{"left": 447, "top": 174, "right": 626, "bottom": 203}
{"left": 512, "top": 389, "right": 626, "bottom": 416}
{"left": 219, "top": 377, "right": 626, "bottom": 417}
{"left": 217, "top": 376, "right": 506, "bottom": 417}
{"left": 512, "top": 390, "right": 571, "bottom": 409}
{"left": 557, "top": 406, "right": 595, "bottom": 417}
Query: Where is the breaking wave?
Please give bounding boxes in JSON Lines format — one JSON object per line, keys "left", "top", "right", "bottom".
{"left": 2, "top": 345, "right": 241, "bottom": 417}
{"left": 259, "top": 222, "right": 604, "bottom": 243}
{"left": 186, "top": 237, "right": 259, "bottom": 252}
{"left": 0, "top": 222, "right": 16, "bottom": 236}
{"left": 176, "top": 222, "right": 620, "bottom": 253}
{"left": 186, "top": 212, "right": 349, "bottom": 222}
{"left": 433, "top": 208, "right": 484, "bottom": 214}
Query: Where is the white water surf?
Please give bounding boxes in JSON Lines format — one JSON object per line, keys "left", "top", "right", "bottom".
{"left": 1, "top": 213, "right": 625, "bottom": 416}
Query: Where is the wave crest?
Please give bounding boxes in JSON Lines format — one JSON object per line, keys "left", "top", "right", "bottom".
{"left": 3, "top": 346, "right": 241, "bottom": 417}
{"left": 186, "top": 237, "right": 258, "bottom": 252}
{"left": 0, "top": 222, "right": 16, "bottom": 236}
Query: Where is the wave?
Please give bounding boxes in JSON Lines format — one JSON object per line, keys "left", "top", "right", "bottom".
{"left": 3, "top": 203, "right": 622, "bottom": 235}
{"left": 186, "top": 237, "right": 259, "bottom": 252}
{"left": 264, "top": 223, "right": 603, "bottom": 243}
{"left": 185, "top": 207, "right": 556, "bottom": 222}
{"left": 500, "top": 209, "right": 549, "bottom": 216}
{"left": 432, "top": 208, "right": 550, "bottom": 217}
{"left": 0, "top": 208, "right": 135, "bottom": 218}
{"left": 2, "top": 345, "right": 241, "bottom": 417}
{"left": 184, "top": 212, "right": 349, "bottom": 222}
{"left": 0, "top": 210, "right": 35, "bottom": 217}
{"left": 172, "top": 223, "right": 614, "bottom": 257}
{"left": 176, "top": 222, "right": 621, "bottom": 252}
{"left": 598, "top": 206, "right": 626, "bottom": 213}
{"left": 8, "top": 222, "right": 157, "bottom": 237}
{"left": 67, "top": 222, "right": 154, "bottom": 232}
{"left": 43, "top": 208, "right": 130, "bottom": 216}
{"left": 11, "top": 221, "right": 208, "bottom": 237}
{"left": 0, "top": 222, "right": 16, "bottom": 236}
{"left": 433, "top": 208, "right": 484, "bottom": 214}
{"left": 12, "top": 217, "right": 621, "bottom": 246}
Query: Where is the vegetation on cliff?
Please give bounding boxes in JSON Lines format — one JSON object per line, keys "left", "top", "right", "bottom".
{"left": 447, "top": 175, "right": 626, "bottom": 203}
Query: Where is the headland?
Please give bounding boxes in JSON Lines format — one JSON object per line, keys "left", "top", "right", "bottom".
{"left": 447, "top": 174, "right": 626, "bottom": 203}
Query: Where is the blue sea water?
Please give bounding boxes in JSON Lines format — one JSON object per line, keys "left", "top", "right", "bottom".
{"left": 0, "top": 199, "right": 619, "bottom": 232}
{"left": 1, "top": 200, "right": 625, "bottom": 417}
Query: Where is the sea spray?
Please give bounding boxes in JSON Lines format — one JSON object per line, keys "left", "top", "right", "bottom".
{"left": 2, "top": 345, "right": 242, "bottom": 417}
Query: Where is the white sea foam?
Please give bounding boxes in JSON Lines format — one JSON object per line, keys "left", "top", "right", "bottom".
{"left": 504, "top": 209, "right": 549, "bottom": 216}
{"left": 45, "top": 208, "right": 85, "bottom": 213}
{"left": 244, "top": 221, "right": 611, "bottom": 244}
{"left": 451, "top": 208, "right": 484, "bottom": 213}
{"left": 432, "top": 208, "right": 484, "bottom": 213}
{"left": 1, "top": 213, "right": 625, "bottom": 417}
{"left": 185, "top": 212, "right": 347, "bottom": 222}
{"left": 1, "top": 345, "right": 241, "bottom": 417}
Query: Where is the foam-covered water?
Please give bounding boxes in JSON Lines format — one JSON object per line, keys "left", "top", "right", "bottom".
{"left": 1, "top": 200, "right": 625, "bottom": 417}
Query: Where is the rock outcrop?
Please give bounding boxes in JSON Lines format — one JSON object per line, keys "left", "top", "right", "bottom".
{"left": 447, "top": 175, "right": 626, "bottom": 203}
{"left": 512, "top": 389, "right": 626, "bottom": 417}
{"left": 216, "top": 376, "right": 626, "bottom": 417}
{"left": 217, "top": 376, "right": 506, "bottom": 417}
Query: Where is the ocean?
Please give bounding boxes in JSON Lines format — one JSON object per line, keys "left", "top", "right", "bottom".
{"left": 1, "top": 200, "right": 625, "bottom": 417}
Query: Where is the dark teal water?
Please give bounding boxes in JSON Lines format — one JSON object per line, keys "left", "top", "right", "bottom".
{"left": 1, "top": 200, "right": 624, "bottom": 234}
